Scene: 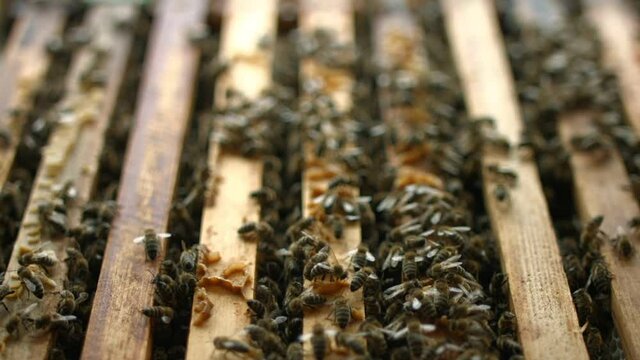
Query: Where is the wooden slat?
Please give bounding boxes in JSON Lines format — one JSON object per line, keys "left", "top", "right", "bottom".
{"left": 185, "top": 1, "right": 277, "bottom": 358}
{"left": 515, "top": 0, "right": 640, "bottom": 356}
{"left": 0, "top": 5, "right": 137, "bottom": 359}
{"left": 81, "top": 1, "right": 208, "bottom": 359}
{"left": 0, "top": 4, "right": 65, "bottom": 189}
{"left": 585, "top": 0, "right": 640, "bottom": 137}
{"left": 559, "top": 112, "right": 640, "bottom": 360}
{"left": 299, "top": 0, "right": 363, "bottom": 352}
{"left": 441, "top": 0, "right": 589, "bottom": 358}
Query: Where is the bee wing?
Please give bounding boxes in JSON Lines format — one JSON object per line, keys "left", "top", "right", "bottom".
{"left": 441, "top": 254, "right": 462, "bottom": 264}
{"left": 273, "top": 316, "right": 288, "bottom": 324}
{"left": 21, "top": 303, "right": 38, "bottom": 315}
{"left": 365, "top": 252, "right": 376, "bottom": 262}
{"left": 157, "top": 233, "right": 172, "bottom": 239}
{"left": 299, "top": 333, "right": 312, "bottom": 342}
{"left": 452, "top": 226, "right": 471, "bottom": 232}
{"left": 421, "top": 229, "right": 435, "bottom": 238}
{"left": 441, "top": 261, "right": 463, "bottom": 270}
{"left": 133, "top": 236, "right": 145, "bottom": 244}
{"left": 23, "top": 278, "right": 37, "bottom": 293}
{"left": 426, "top": 248, "right": 439, "bottom": 258}
{"left": 35, "top": 249, "right": 58, "bottom": 261}
{"left": 275, "top": 248, "right": 291, "bottom": 257}
{"left": 420, "top": 324, "right": 436, "bottom": 333}
{"left": 382, "top": 327, "right": 407, "bottom": 340}
{"left": 415, "top": 256, "right": 424, "bottom": 263}
{"left": 161, "top": 316, "right": 172, "bottom": 324}
{"left": 411, "top": 297, "right": 422, "bottom": 310}
{"left": 344, "top": 249, "right": 358, "bottom": 257}
{"left": 53, "top": 314, "right": 77, "bottom": 322}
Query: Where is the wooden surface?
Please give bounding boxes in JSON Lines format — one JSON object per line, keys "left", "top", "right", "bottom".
{"left": 299, "top": 0, "right": 363, "bottom": 355}
{"left": 516, "top": 0, "right": 640, "bottom": 357}
{"left": 441, "top": 0, "right": 589, "bottom": 358}
{"left": 558, "top": 112, "right": 640, "bottom": 360}
{"left": 0, "top": 4, "right": 65, "bottom": 188}
{"left": 185, "top": 0, "right": 276, "bottom": 359}
{"left": 81, "top": 1, "right": 207, "bottom": 359}
{"left": 585, "top": 0, "right": 640, "bottom": 137}
{"left": 0, "top": 5, "right": 137, "bottom": 359}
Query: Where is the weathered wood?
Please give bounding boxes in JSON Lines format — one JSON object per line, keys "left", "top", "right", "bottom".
{"left": 185, "top": 0, "right": 277, "bottom": 358}
{"left": 299, "top": 0, "right": 363, "bottom": 354}
{"left": 0, "top": 4, "right": 65, "bottom": 189}
{"left": 584, "top": 0, "right": 640, "bottom": 137}
{"left": 441, "top": 0, "right": 589, "bottom": 358}
{"left": 0, "top": 5, "right": 137, "bottom": 360}
{"left": 559, "top": 112, "right": 640, "bottom": 360}
{"left": 82, "top": 1, "right": 207, "bottom": 359}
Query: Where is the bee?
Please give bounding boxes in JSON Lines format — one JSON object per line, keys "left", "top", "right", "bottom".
{"left": 584, "top": 326, "right": 604, "bottom": 357}
{"left": 65, "top": 247, "right": 90, "bottom": 281}
{"left": 332, "top": 296, "right": 351, "bottom": 329}
{"left": 386, "top": 319, "right": 436, "bottom": 359}
{"left": 249, "top": 187, "right": 277, "bottom": 206}
{"left": 363, "top": 295, "right": 381, "bottom": 319}
{"left": 26, "top": 312, "right": 77, "bottom": 332}
{"left": 299, "top": 290, "right": 327, "bottom": 308}
{"left": 611, "top": 226, "right": 634, "bottom": 259}
{"left": 570, "top": 132, "right": 610, "bottom": 160}
{"left": 383, "top": 279, "right": 422, "bottom": 302}
{"left": 5, "top": 303, "right": 36, "bottom": 339}
{"left": 213, "top": 337, "right": 263, "bottom": 359}
{"left": 493, "top": 183, "right": 510, "bottom": 204}
{"left": 572, "top": 288, "right": 593, "bottom": 324}
{"left": 428, "top": 254, "right": 464, "bottom": 278}
{"left": 37, "top": 201, "right": 68, "bottom": 237}
{"left": 309, "top": 262, "right": 347, "bottom": 282}
{"left": 18, "top": 247, "right": 58, "bottom": 268}
{"left": 160, "top": 260, "right": 180, "bottom": 279}
{"left": 580, "top": 215, "right": 606, "bottom": 250}
{"left": 246, "top": 299, "right": 266, "bottom": 318}
{"left": 401, "top": 251, "right": 420, "bottom": 281}
{"left": 498, "top": 311, "right": 517, "bottom": 335}
{"left": 286, "top": 342, "right": 303, "bottom": 360}
{"left": 57, "top": 290, "right": 89, "bottom": 315}
{"left": 133, "top": 229, "right": 171, "bottom": 261}
{"left": 587, "top": 257, "right": 611, "bottom": 295}
{"left": 17, "top": 265, "right": 45, "bottom": 299}
{"left": 299, "top": 323, "right": 334, "bottom": 360}
{"left": 350, "top": 267, "right": 376, "bottom": 292}
{"left": 345, "top": 245, "right": 375, "bottom": 270}
{"left": 485, "top": 163, "right": 518, "bottom": 185}
{"left": 244, "top": 324, "right": 287, "bottom": 356}
{"left": 0, "top": 285, "right": 15, "bottom": 311}
{"left": 179, "top": 245, "right": 198, "bottom": 272}
{"left": 335, "top": 331, "right": 366, "bottom": 355}
{"left": 421, "top": 226, "right": 471, "bottom": 245}
{"left": 563, "top": 254, "right": 586, "bottom": 289}
{"left": 237, "top": 221, "right": 274, "bottom": 243}
{"left": 141, "top": 306, "right": 174, "bottom": 324}
{"left": 496, "top": 334, "right": 522, "bottom": 355}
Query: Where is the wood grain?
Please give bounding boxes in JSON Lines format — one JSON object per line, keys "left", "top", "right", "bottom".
{"left": 558, "top": 112, "right": 640, "bottom": 360}
{"left": 185, "top": 0, "right": 276, "bottom": 358}
{"left": 299, "top": 0, "right": 363, "bottom": 356}
{"left": 584, "top": 0, "right": 640, "bottom": 137}
{"left": 441, "top": 0, "right": 589, "bottom": 358}
{"left": 0, "top": 4, "right": 65, "bottom": 189}
{"left": 0, "top": 5, "right": 137, "bottom": 360}
{"left": 81, "top": 1, "right": 207, "bottom": 359}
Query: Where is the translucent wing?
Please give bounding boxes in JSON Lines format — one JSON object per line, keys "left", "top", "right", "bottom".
{"left": 133, "top": 236, "right": 145, "bottom": 244}
{"left": 157, "top": 233, "right": 172, "bottom": 239}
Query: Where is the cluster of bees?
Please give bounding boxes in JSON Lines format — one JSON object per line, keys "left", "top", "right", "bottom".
{"left": 498, "top": 0, "right": 629, "bottom": 357}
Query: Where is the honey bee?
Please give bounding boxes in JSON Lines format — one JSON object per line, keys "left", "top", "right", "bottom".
{"left": 496, "top": 334, "right": 522, "bottom": 355}
{"left": 572, "top": 288, "right": 593, "bottom": 324}
{"left": 213, "top": 337, "right": 263, "bottom": 359}
{"left": 584, "top": 326, "right": 604, "bottom": 357}
{"left": 18, "top": 246, "right": 58, "bottom": 268}
{"left": 299, "top": 289, "right": 327, "bottom": 308}
{"left": 237, "top": 221, "right": 274, "bottom": 243}
{"left": 286, "top": 342, "right": 303, "bottom": 360}
{"left": 141, "top": 306, "right": 174, "bottom": 324}
{"left": 485, "top": 164, "right": 518, "bottom": 185}
{"left": 580, "top": 215, "right": 606, "bottom": 250}
{"left": 587, "top": 257, "right": 611, "bottom": 295}
{"left": 332, "top": 296, "right": 351, "bottom": 329}
{"left": 350, "top": 267, "right": 376, "bottom": 292}
{"left": 246, "top": 299, "right": 266, "bottom": 318}
{"left": 335, "top": 331, "right": 367, "bottom": 355}
{"left": 243, "top": 324, "right": 287, "bottom": 356}
{"left": 345, "top": 245, "right": 375, "bottom": 270}
{"left": 17, "top": 265, "right": 45, "bottom": 299}
{"left": 26, "top": 312, "right": 77, "bottom": 332}
{"left": 133, "top": 229, "right": 171, "bottom": 261}
{"left": 611, "top": 226, "right": 634, "bottom": 259}
{"left": 492, "top": 183, "right": 510, "bottom": 204}
{"left": 179, "top": 244, "right": 198, "bottom": 272}
{"left": 299, "top": 323, "right": 335, "bottom": 360}
{"left": 57, "top": 289, "right": 89, "bottom": 315}
{"left": 384, "top": 319, "right": 436, "bottom": 359}
{"left": 4, "top": 303, "right": 36, "bottom": 339}
{"left": 309, "top": 262, "right": 347, "bottom": 281}
{"left": 563, "top": 254, "right": 586, "bottom": 289}
{"left": 497, "top": 311, "right": 517, "bottom": 335}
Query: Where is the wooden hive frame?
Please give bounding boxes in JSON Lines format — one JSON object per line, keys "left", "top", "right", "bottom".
{"left": 0, "top": 0, "right": 639, "bottom": 358}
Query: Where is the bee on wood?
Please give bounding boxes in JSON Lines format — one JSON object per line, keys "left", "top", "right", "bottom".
{"left": 345, "top": 245, "right": 375, "bottom": 271}
{"left": 160, "top": 260, "right": 180, "bottom": 279}
{"left": 37, "top": 201, "right": 68, "bottom": 237}
{"left": 152, "top": 274, "right": 176, "bottom": 306}
{"left": 299, "top": 323, "right": 334, "bottom": 360}
{"left": 299, "top": 290, "right": 327, "bottom": 309}
{"left": 493, "top": 183, "right": 510, "bottom": 205}
{"left": 249, "top": 187, "right": 277, "bottom": 207}
{"left": 246, "top": 299, "right": 266, "bottom": 319}
{"left": 213, "top": 337, "right": 263, "bottom": 359}
{"left": 563, "top": 254, "right": 586, "bottom": 290}
{"left": 26, "top": 312, "right": 77, "bottom": 332}
{"left": 611, "top": 226, "right": 634, "bottom": 259}
{"left": 587, "top": 257, "right": 611, "bottom": 295}
{"left": 141, "top": 306, "right": 174, "bottom": 324}
{"left": 17, "top": 265, "right": 45, "bottom": 299}
{"left": 485, "top": 164, "right": 518, "bottom": 185}
{"left": 572, "top": 288, "right": 593, "bottom": 324}
{"left": 65, "top": 247, "right": 90, "bottom": 282}
{"left": 350, "top": 267, "right": 376, "bottom": 292}
{"left": 243, "top": 324, "right": 287, "bottom": 356}
{"left": 237, "top": 221, "right": 274, "bottom": 243}
{"left": 18, "top": 246, "right": 58, "bottom": 268}
{"left": 570, "top": 132, "right": 610, "bottom": 160}
{"left": 332, "top": 296, "right": 351, "bottom": 329}
{"left": 179, "top": 244, "right": 198, "bottom": 272}
{"left": 580, "top": 215, "right": 606, "bottom": 250}
{"left": 309, "top": 262, "right": 347, "bottom": 281}
{"left": 4, "top": 303, "right": 36, "bottom": 339}
{"left": 497, "top": 311, "right": 517, "bottom": 335}
{"left": 335, "top": 331, "right": 367, "bottom": 355}
{"left": 133, "top": 229, "right": 171, "bottom": 261}
{"left": 57, "top": 289, "right": 89, "bottom": 315}
{"left": 584, "top": 325, "right": 604, "bottom": 357}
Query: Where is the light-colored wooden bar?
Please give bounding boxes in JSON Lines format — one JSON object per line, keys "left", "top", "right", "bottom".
{"left": 559, "top": 112, "right": 640, "bottom": 360}
{"left": 82, "top": 1, "right": 208, "bottom": 359}
{"left": 0, "top": 5, "right": 137, "bottom": 359}
{"left": 185, "top": 0, "right": 277, "bottom": 358}
{"left": 299, "top": 0, "right": 363, "bottom": 352}
{"left": 516, "top": 0, "right": 640, "bottom": 357}
{"left": 441, "top": 0, "right": 589, "bottom": 358}
{"left": 0, "top": 3, "right": 65, "bottom": 188}
{"left": 585, "top": 0, "right": 640, "bottom": 137}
